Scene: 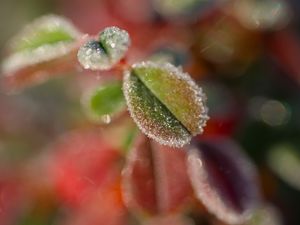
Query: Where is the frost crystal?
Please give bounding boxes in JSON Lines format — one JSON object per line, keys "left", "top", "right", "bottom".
{"left": 77, "top": 26, "right": 130, "bottom": 70}
{"left": 123, "top": 61, "right": 209, "bottom": 147}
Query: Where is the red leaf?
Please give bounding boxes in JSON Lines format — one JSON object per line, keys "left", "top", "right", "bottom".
{"left": 122, "top": 135, "right": 192, "bottom": 216}
{"left": 187, "top": 137, "right": 261, "bottom": 224}
{"left": 48, "top": 129, "right": 121, "bottom": 207}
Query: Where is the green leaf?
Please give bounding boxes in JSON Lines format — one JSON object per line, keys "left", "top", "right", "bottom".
{"left": 267, "top": 143, "right": 300, "bottom": 190}
{"left": 9, "top": 14, "right": 81, "bottom": 53}
{"left": 123, "top": 61, "right": 208, "bottom": 147}
{"left": 83, "top": 82, "right": 126, "bottom": 124}
{"left": 1, "top": 14, "right": 83, "bottom": 93}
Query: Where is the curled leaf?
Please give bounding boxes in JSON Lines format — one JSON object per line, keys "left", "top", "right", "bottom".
{"left": 77, "top": 26, "right": 130, "bottom": 70}
{"left": 1, "top": 14, "right": 83, "bottom": 93}
{"left": 82, "top": 82, "right": 126, "bottom": 124}
{"left": 123, "top": 61, "right": 208, "bottom": 147}
{"left": 187, "top": 138, "right": 260, "bottom": 224}
{"left": 122, "top": 135, "right": 192, "bottom": 216}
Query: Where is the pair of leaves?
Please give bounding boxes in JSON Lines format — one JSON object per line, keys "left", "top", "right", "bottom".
{"left": 122, "top": 135, "right": 261, "bottom": 224}
{"left": 77, "top": 26, "right": 130, "bottom": 70}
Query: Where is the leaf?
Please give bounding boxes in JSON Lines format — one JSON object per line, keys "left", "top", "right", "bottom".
{"left": 267, "top": 143, "right": 300, "bottom": 190}
{"left": 1, "top": 14, "right": 84, "bottom": 93}
{"left": 122, "top": 135, "right": 192, "bottom": 217}
{"left": 77, "top": 26, "right": 130, "bottom": 70}
{"left": 123, "top": 61, "right": 208, "bottom": 147}
{"left": 233, "top": 0, "right": 291, "bottom": 31}
{"left": 8, "top": 14, "right": 80, "bottom": 53}
{"left": 187, "top": 137, "right": 260, "bottom": 224}
{"left": 62, "top": 179, "right": 128, "bottom": 225}
{"left": 245, "top": 204, "right": 282, "bottom": 225}
{"left": 48, "top": 129, "right": 121, "bottom": 207}
{"left": 82, "top": 82, "right": 126, "bottom": 124}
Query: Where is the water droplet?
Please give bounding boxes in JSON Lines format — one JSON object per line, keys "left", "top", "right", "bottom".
{"left": 77, "top": 26, "right": 130, "bottom": 70}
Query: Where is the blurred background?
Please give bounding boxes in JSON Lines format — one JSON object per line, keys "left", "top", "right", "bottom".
{"left": 1, "top": 0, "right": 300, "bottom": 225}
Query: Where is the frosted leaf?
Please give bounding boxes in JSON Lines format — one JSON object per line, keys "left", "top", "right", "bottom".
{"left": 267, "top": 143, "right": 300, "bottom": 190}
{"left": 8, "top": 14, "right": 81, "bottom": 53}
{"left": 1, "top": 14, "right": 83, "bottom": 93}
{"left": 187, "top": 138, "right": 260, "bottom": 224}
{"left": 77, "top": 26, "right": 130, "bottom": 70}
{"left": 2, "top": 14, "right": 81, "bottom": 73}
{"left": 233, "top": 0, "right": 291, "bottom": 31}
{"left": 123, "top": 61, "right": 208, "bottom": 147}
{"left": 82, "top": 82, "right": 126, "bottom": 124}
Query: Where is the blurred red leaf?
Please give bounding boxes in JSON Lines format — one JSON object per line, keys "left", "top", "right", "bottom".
{"left": 122, "top": 135, "right": 192, "bottom": 217}
{"left": 267, "top": 30, "right": 300, "bottom": 84}
{"left": 48, "top": 129, "right": 122, "bottom": 207}
{"left": 63, "top": 178, "right": 128, "bottom": 225}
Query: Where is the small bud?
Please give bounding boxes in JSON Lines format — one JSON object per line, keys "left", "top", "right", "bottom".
{"left": 77, "top": 26, "right": 130, "bottom": 70}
